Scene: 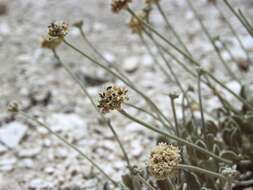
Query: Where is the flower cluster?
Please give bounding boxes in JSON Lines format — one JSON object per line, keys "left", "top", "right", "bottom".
{"left": 48, "top": 21, "right": 68, "bottom": 38}
{"left": 128, "top": 10, "right": 149, "bottom": 34}
{"left": 97, "top": 86, "right": 129, "bottom": 113}
{"left": 111, "top": 0, "right": 132, "bottom": 13}
{"left": 148, "top": 143, "right": 181, "bottom": 180}
{"left": 144, "top": 0, "right": 160, "bottom": 4}
{"left": 7, "top": 102, "right": 19, "bottom": 113}
{"left": 41, "top": 36, "right": 63, "bottom": 49}
{"left": 41, "top": 21, "right": 68, "bottom": 50}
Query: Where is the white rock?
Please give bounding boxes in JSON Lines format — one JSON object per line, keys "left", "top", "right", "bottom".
{"left": 18, "top": 147, "right": 41, "bottom": 158}
{"left": 0, "top": 157, "right": 16, "bottom": 172}
{"left": 0, "top": 122, "right": 27, "bottom": 148}
{"left": 0, "top": 144, "right": 7, "bottom": 154}
{"left": 20, "top": 159, "right": 34, "bottom": 169}
{"left": 141, "top": 54, "right": 153, "bottom": 66}
{"left": 47, "top": 113, "right": 87, "bottom": 132}
{"left": 102, "top": 52, "right": 116, "bottom": 64}
{"left": 123, "top": 56, "right": 140, "bottom": 73}
{"left": 0, "top": 22, "right": 10, "bottom": 35}
{"left": 125, "top": 122, "right": 143, "bottom": 132}
{"left": 29, "top": 178, "right": 53, "bottom": 189}
{"left": 0, "top": 175, "right": 22, "bottom": 190}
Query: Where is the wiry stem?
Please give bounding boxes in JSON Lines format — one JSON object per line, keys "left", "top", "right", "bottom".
{"left": 205, "top": 71, "right": 253, "bottom": 111}
{"left": 63, "top": 39, "right": 173, "bottom": 129}
{"left": 169, "top": 94, "right": 180, "bottom": 137}
{"left": 178, "top": 164, "right": 225, "bottom": 179}
{"left": 78, "top": 26, "right": 132, "bottom": 84}
{"left": 119, "top": 109, "right": 232, "bottom": 164}
{"left": 139, "top": 33, "right": 172, "bottom": 82}
{"left": 214, "top": 3, "right": 250, "bottom": 61}
{"left": 223, "top": 0, "right": 253, "bottom": 37}
{"left": 137, "top": 174, "right": 157, "bottom": 190}
{"left": 19, "top": 111, "right": 118, "bottom": 186}
{"left": 126, "top": 7, "right": 248, "bottom": 107}
{"left": 52, "top": 49, "right": 132, "bottom": 172}
{"left": 155, "top": 2, "right": 193, "bottom": 58}
{"left": 125, "top": 103, "right": 174, "bottom": 132}
{"left": 187, "top": 0, "right": 240, "bottom": 83}
{"left": 197, "top": 71, "right": 207, "bottom": 143}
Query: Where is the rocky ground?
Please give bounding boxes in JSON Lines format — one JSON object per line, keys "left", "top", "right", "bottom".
{"left": 0, "top": 0, "right": 253, "bottom": 189}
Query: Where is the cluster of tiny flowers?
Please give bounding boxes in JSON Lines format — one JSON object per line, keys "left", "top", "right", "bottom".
{"left": 48, "top": 21, "right": 68, "bottom": 38}
{"left": 41, "top": 21, "right": 68, "bottom": 50}
{"left": 97, "top": 86, "right": 129, "bottom": 113}
{"left": 111, "top": 0, "right": 132, "bottom": 13}
{"left": 148, "top": 143, "right": 181, "bottom": 180}
{"left": 145, "top": 0, "right": 160, "bottom": 4}
{"left": 128, "top": 10, "right": 149, "bottom": 34}
{"left": 7, "top": 102, "right": 19, "bottom": 113}
{"left": 41, "top": 36, "right": 63, "bottom": 49}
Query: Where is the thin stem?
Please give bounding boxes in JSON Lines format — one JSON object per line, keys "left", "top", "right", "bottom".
{"left": 19, "top": 111, "right": 118, "bottom": 186}
{"left": 126, "top": 7, "right": 199, "bottom": 66}
{"left": 139, "top": 33, "right": 172, "bottom": 82}
{"left": 178, "top": 164, "right": 225, "bottom": 179}
{"left": 214, "top": 3, "right": 250, "bottom": 61}
{"left": 156, "top": 2, "right": 193, "bottom": 58}
{"left": 205, "top": 72, "right": 253, "bottom": 111}
{"left": 137, "top": 174, "right": 157, "bottom": 190}
{"left": 127, "top": 7, "right": 248, "bottom": 104}
{"left": 187, "top": 0, "right": 240, "bottom": 83}
{"left": 169, "top": 95, "right": 180, "bottom": 137}
{"left": 145, "top": 31, "right": 197, "bottom": 125}
{"left": 238, "top": 9, "right": 253, "bottom": 36}
{"left": 119, "top": 109, "right": 232, "bottom": 164}
{"left": 78, "top": 27, "right": 132, "bottom": 84}
{"left": 223, "top": 0, "right": 253, "bottom": 37}
{"left": 197, "top": 72, "right": 207, "bottom": 142}
{"left": 125, "top": 103, "right": 174, "bottom": 132}
{"left": 63, "top": 39, "right": 173, "bottom": 130}
{"left": 52, "top": 49, "right": 132, "bottom": 172}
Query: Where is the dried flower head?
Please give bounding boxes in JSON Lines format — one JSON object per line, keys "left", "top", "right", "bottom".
{"left": 145, "top": 0, "right": 160, "bottom": 4}
{"left": 128, "top": 10, "right": 149, "bottom": 34}
{"left": 73, "top": 20, "right": 84, "bottom": 29}
{"left": 48, "top": 21, "right": 68, "bottom": 38}
{"left": 7, "top": 102, "right": 19, "bottom": 113}
{"left": 148, "top": 143, "right": 181, "bottom": 180}
{"left": 207, "top": 0, "right": 217, "bottom": 4}
{"left": 111, "top": 0, "right": 132, "bottom": 13}
{"left": 97, "top": 86, "right": 129, "bottom": 113}
{"left": 41, "top": 36, "right": 63, "bottom": 49}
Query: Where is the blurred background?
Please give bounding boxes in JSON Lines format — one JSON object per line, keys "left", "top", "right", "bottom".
{"left": 0, "top": 0, "right": 253, "bottom": 189}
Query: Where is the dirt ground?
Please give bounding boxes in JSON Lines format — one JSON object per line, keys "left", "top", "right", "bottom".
{"left": 0, "top": 0, "right": 253, "bottom": 189}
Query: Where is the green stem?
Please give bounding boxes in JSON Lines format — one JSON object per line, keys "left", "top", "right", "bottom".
{"left": 214, "top": 4, "right": 250, "bottom": 61}
{"left": 223, "top": 0, "right": 253, "bottom": 37}
{"left": 119, "top": 109, "right": 232, "bottom": 164}
{"left": 125, "top": 103, "right": 174, "bottom": 132}
{"left": 78, "top": 27, "right": 132, "bottom": 84}
{"left": 63, "top": 39, "right": 173, "bottom": 130}
{"left": 187, "top": 0, "right": 240, "bottom": 83}
{"left": 139, "top": 33, "right": 172, "bottom": 82}
{"left": 145, "top": 31, "right": 197, "bottom": 125}
{"left": 205, "top": 72, "right": 253, "bottom": 111}
{"left": 156, "top": 2, "right": 193, "bottom": 58}
{"left": 178, "top": 164, "right": 225, "bottom": 179}
{"left": 169, "top": 95, "right": 180, "bottom": 137}
{"left": 137, "top": 174, "right": 157, "bottom": 190}
{"left": 197, "top": 72, "right": 207, "bottom": 142}
{"left": 52, "top": 49, "right": 132, "bottom": 172}
{"left": 19, "top": 111, "right": 118, "bottom": 186}
{"left": 127, "top": 7, "right": 248, "bottom": 104}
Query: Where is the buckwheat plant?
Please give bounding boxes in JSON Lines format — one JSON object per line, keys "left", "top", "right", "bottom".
{"left": 10, "top": 0, "right": 253, "bottom": 189}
